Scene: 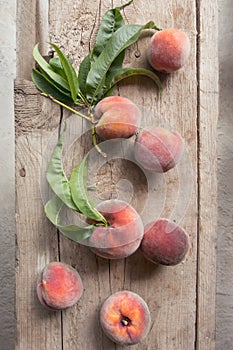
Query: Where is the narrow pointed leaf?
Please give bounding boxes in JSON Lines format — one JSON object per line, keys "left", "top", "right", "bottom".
{"left": 69, "top": 155, "right": 108, "bottom": 224}
{"left": 50, "top": 43, "right": 79, "bottom": 103}
{"left": 49, "top": 56, "right": 67, "bottom": 79}
{"left": 103, "top": 51, "right": 125, "bottom": 89}
{"left": 86, "top": 22, "right": 157, "bottom": 103}
{"left": 33, "top": 44, "right": 70, "bottom": 91}
{"left": 104, "top": 67, "right": 163, "bottom": 96}
{"left": 46, "top": 124, "right": 79, "bottom": 211}
{"left": 45, "top": 195, "right": 94, "bottom": 241}
{"left": 117, "top": 0, "right": 134, "bottom": 11}
{"left": 32, "top": 68, "right": 73, "bottom": 102}
{"left": 90, "top": 1, "right": 132, "bottom": 62}
{"left": 78, "top": 0, "right": 130, "bottom": 98}
{"left": 78, "top": 54, "right": 91, "bottom": 97}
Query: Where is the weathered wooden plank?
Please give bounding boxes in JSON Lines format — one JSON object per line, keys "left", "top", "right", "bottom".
{"left": 197, "top": 1, "right": 218, "bottom": 349}
{"left": 48, "top": 1, "right": 198, "bottom": 349}
{"left": 114, "top": 1, "right": 198, "bottom": 349}
{"left": 15, "top": 0, "right": 218, "bottom": 348}
{"left": 16, "top": 0, "right": 36, "bottom": 79}
{"left": 15, "top": 80, "right": 62, "bottom": 350}
{"left": 16, "top": 0, "right": 49, "bottom": 78}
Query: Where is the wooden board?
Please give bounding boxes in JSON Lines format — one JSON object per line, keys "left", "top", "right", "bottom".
{"left": 15, "top": 0, "right": 218, "bottom": 349}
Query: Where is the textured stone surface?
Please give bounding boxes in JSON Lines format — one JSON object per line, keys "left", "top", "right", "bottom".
{"left": 0, "top": 1, "right": 16, "bottom": 349}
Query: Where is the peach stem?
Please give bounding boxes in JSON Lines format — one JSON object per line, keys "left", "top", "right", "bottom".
{"left": 41, "top": 93, "right": 92, "bottom": 121}
{"left": 89, "top": 109, "right": 107, "bottom": 158}
{"left": 121, "top": 316, "right": 131, "bottom": 326}
{"left": 41, "top": 93, "right": 107, "bottom": 158}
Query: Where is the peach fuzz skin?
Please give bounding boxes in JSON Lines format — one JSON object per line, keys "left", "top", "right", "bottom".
{"left": 134, "top": 126, "right": 184, "bottom": 173}
{"left": 147, "top": 28, "right": 191, "bottom": 73}
{"left": 100, "top": 291, "right": 151, "bottom": 345}
{"left": 94, "top": 96, "right": 141, "bottom": 140}
{"left": 88, "top": 199, "right": 144, "bottom": 259}
{"left": 37, "top": 262, "right": 83, "bottom": 310}
{"left": 141, "top": 219, "right": 190, "bottom": 266}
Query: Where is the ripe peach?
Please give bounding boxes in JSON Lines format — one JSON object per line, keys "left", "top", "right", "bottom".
{"left": 94, "top": 96, "right": 141, "bottom": 140}
{"left": 141, "top": 219, "right": 190, "bottom": 266}
{"left": 100, "top": 291, "right": 151, "bottom": 345}
{"left": 37, "top": 262, "right": 83, "bottom": 310}
{"left": 89, "top": 199, "right": 144, "bottom": 259}
{"left": 147, "top": 28, "right": 191, "bottom": 73}
{"left": 134, "top": 126, "right": 184, "bottom": 173}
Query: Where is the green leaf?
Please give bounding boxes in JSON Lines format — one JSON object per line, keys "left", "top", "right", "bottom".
{"left": 33, "top": 44, "right": 70, "bottom": 92}
{"left": 90, "top": 1, "right": 132, "bottom": 63}
{"left": 69, "top": 155, "right": 108, "bottom": 224}
{"left": 32, "top": 68, "right": 74, "bottom": 103}
{"left": 50, "top": 43, "right": 79, "bottom": 103}
{"left": 104, "top": 67, "right": 163, "bottom": 97}
{"left": 78, "top": 1, "right": 131, "bottom": 99}
{"left": 46, "top": 124, "right": 79, "bottom": 211}
{"left": 78, "top": 54, "right": 91, "bottom": 97}
{"left": 45, "top": 195, "right": 94, "bottom": 241}
{"left": 103, "top": 51, "right": 125, "bottom": 92}
{"left": 49, "top": 56, "right": 67, "bottom": 79}
{"left": 85, "top": 22, "right": 157, "bottom": 103}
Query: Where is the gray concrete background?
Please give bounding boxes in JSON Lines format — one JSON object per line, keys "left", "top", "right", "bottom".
{"left": 0, "top": 0, "right": 232, "bottom": 349}
{"left": 0, "top": 1, "right": 16, "bottom": 349}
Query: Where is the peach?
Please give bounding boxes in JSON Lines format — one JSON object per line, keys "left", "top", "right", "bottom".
{"left": 134, "top": 126, "right": 184, "bottom": 173}
{"left": 141, "top": 219, "right": 190, "bottom": 266}
{"left": 94, "top": 96, "right": 141, "bottom": 140}
{"left": 147, "top": 28, "right": 191, "bottom": 73}
{"left": 100, "top": 291, "right": 151, "bottom": 345}
{"left": 37, "top": 262, "right": 83, "bottom": 310}
{"left": 89, "top": 199, "right": 144, "bottom": 259}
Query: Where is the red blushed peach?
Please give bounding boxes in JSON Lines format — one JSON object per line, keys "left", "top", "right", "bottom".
{"left": 37, "top": 262, "right": 83, "bottom": 310}
{"left": 88, "top": 199, "right": 144, "bottom": 259}
{"left": 100, "top": 291, "right": 151, "bottom": 345}
{"left": 134, "top": 126, "right": 184, "bottom": 173}
{"left": 94, "top": 96, "right": 141, "bottom": 140}
{"left": 147, "top": 28, "right": 191, "bottom": 73}
{"left": 141, "top": 219, "right": 190, "bottom": 266}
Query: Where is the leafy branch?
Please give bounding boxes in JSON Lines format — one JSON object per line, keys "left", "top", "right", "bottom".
{"left": 32, "top": 1, "right": 162, "bottom": 156}
{"left": 45, "top": 125, "right": 108, "bottom": 242}
{"left": 33, "top": 1, "right": 162, "bottom": 241}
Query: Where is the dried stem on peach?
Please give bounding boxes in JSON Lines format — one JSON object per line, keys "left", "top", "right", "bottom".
{"left": 100, "top": 291, "right": 151, "bottom": 346}
{"left": 147, "top": 28, "right": 191, "bottom": 73}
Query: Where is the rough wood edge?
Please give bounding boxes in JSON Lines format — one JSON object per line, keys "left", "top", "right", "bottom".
{"left": 196, "top": 0, "right": 218, "bottom": 348}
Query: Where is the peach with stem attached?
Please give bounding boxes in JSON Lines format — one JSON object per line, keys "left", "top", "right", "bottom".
{"left": 94, "top": 96, "right": 141, "bottom": 140}
{"left": 89, "top": 199, "right": 144, "bottom": 259}
{"left": 147, "top": 28, "right": 191, "bottom": 73}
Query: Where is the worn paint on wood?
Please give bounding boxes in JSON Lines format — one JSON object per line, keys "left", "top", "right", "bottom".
{"left": 15, "top": 0, "right": 218, "bottom": 349}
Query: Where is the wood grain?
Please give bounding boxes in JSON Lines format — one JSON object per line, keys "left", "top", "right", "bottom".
{"left": 15, "top": 0, "right": 218, "bottom": 349}
{"left": 15, "top": 80, "right": 62, "bottom": 350}
{"left": 50, "top": 1, "right": 197, "bottom": 349}
{"left": 196, "top": 1, "right": 218, "bottom": 349}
